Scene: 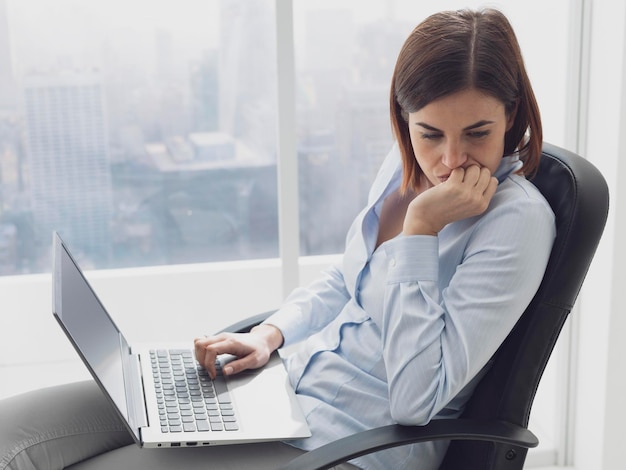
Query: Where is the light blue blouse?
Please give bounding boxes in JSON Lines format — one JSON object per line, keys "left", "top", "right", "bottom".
{"left": 265, "top": 144, "right": 556, "bottom": 469}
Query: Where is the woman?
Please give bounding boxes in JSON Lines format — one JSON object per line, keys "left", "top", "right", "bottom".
{"left": 194, "top": 7, "right": 555, "bottom": 470}
{"left": 0, "top": 8, "right": 555, "bottom": 470}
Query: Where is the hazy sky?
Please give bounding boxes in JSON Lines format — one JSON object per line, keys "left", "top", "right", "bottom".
{"left": 5, "top": 0, "right": 219, "bottom": 74}
{"left": 7, "top": 0, "right": 219, "bottom": 36}
{"left": 2, "top": 0, "right": 569, "bottom": 144}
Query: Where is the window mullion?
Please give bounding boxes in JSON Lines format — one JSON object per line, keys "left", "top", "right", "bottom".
{"left": 561, "top": 0, "right": 591, "bottom": 465}
{"left": 274, "top": 0, "right": 300, "bottom": 298}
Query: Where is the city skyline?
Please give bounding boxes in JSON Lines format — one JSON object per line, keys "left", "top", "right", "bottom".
{"left": 0, "top": 1, "right": 414, "bottom": 275}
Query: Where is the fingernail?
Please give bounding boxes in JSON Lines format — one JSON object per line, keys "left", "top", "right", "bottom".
{"left": 224, "top": 366, "right": 233, "bottom": 375}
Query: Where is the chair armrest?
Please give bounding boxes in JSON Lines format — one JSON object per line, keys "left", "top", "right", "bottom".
{"left": 218, "top": 310, "right": 276, "bottom": 334}
{"left": 277, "top": 419, "right": 538, "bottom": 470}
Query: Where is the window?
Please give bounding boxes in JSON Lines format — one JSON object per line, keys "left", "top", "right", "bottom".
{"left": 293, "top": 0, "right": 571, "bottom": 256}
{"left": 0, "top": 0, "right": 571, "bottom": 273}
{"left": 0, "top": 0, "right": 280, "bottom": 273}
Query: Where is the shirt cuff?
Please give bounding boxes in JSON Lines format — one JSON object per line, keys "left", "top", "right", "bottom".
{"left": 262, "top": 305, "right": 303, "bottom": 348}
{"left": 383, "top": 235, "right": 439, "bottom": 284}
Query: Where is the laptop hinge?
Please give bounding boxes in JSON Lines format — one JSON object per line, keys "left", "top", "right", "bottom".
{"left": 122, "top": 340, "right": 149, "bottom": 430}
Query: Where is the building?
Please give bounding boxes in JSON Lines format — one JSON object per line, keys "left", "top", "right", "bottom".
{"left": 189, "top": 50, "right": 219, "bottom": 133}
{"left": 140, "top": 132, "right": 278, "bottom": 263}
{"left": 0, "top": 0, "right": 16, "bottom": 114}
{"left": 219, "top": 0, "right": 277, "bottom": 160}
{"left": 24, "top": 71, "right": 113, "bottom": 259}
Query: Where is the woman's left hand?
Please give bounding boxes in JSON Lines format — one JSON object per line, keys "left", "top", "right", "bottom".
{"left": 403, "top": 165, "right": 498, "bottom": 236}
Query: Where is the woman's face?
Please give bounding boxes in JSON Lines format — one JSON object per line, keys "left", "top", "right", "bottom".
{"left": 407, "top": 88, "right": 514, "bottom": 188}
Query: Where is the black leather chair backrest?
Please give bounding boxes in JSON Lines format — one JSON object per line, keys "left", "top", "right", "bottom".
{"left": 441, "top": 143, "right": 609, "bottom": 469}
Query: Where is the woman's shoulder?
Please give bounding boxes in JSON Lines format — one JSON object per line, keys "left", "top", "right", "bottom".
{"left": 495, "top": 174, "right": 551, "bottom": 207}
{"left": 452, "top": 173, "right": 556, "bottom": 252}
{"left": 485, "top": 173, "right": 556, "bottom": 227}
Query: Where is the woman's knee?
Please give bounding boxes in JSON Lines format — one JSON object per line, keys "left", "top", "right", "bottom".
{"left": 0, "top": 380, "right": 132, "bottom": 470}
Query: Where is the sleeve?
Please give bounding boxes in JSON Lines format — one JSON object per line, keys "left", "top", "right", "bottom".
{"left": 263, "top": 262, "right": 351, "bottom": 347}
{"left": 380, "top": 195, "right": 556, "bottom": 425}
{"left": 262, "top": 146, "right": 400, "bottom": 348}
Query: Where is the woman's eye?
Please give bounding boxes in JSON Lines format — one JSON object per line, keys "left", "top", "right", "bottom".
{"left": 468, "top": 130, "right": 490, "bottom": 139}
{"left": 421, "top": 133, "right": 442, "bottom": 140}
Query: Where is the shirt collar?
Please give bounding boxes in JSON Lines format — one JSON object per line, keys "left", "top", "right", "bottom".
{"left": 494, "top": 155, "right": 523, "bottom": 183}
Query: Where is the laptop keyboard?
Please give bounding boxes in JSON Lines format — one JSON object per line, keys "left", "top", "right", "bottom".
{"left": 150, "top": 349, "right": 239, "bottom": 433}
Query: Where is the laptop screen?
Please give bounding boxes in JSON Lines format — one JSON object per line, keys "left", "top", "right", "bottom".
{"left": 52, "top": 233, "right": 131, "bottom": 428}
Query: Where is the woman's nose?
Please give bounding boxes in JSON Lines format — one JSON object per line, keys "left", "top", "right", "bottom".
{"left": 441, "top": 141, "right": 468, "bottom": 168}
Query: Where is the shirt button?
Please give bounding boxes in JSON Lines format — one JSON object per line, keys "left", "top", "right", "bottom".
{"left": 389, "top": 258, "right": 396, "bottom": 267}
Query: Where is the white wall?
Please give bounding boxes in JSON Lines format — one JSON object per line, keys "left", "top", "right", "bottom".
{"left": 602, "top": 0, "right": 626, "bottom": 460}
{"left": 0, "top": 255, "right": 337, "bottom": 398}
{"left": 573, "top": 1, "right": 626, "bottom": 469}
{"left": 0, "top": 261, "right": 273, "bottom": 397}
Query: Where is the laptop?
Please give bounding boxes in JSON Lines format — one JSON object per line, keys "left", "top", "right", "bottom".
{"left": 52, "top": 232, "right": 311, "bottom": 448}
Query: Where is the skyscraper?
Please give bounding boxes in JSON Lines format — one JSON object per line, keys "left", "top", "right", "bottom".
{"left": 219, "top": 0, "right": 277, "bottom": 161}
{"left": 189, "top": 49, "right": 219, "bottom": 133}
{"left": 24, "top": 71, "right": 113, "bottom": 259}
{"left": 0, "top": 0, "right": 16, "bottom": 113}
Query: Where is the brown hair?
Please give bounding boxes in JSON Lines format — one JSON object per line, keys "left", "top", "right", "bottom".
{"left": 390, "top": 8, "right": 542, "bottom": 192}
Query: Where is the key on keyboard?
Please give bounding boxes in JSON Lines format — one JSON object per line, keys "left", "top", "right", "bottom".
{"left": 150, "top": 349, "right": 239, "bottom": 433}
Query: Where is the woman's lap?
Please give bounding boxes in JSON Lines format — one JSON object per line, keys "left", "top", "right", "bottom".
{"left": 0, "top": 381, "right": 133, "bottom": 470}
{"left": 66, "top": 440, "right": 361, "bottom": 470}
{"left": 67, "top": 441, "right": 307, "bottom": 470}
{"left": 0, "top": 380, "right": 358, "bottom": 470}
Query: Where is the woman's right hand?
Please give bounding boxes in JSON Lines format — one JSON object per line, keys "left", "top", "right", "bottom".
{"left": 193, "top": 324, "right": 284, "bottom": 379}
{"left": 403, "top": 165, "right": 498, "bottom": 236}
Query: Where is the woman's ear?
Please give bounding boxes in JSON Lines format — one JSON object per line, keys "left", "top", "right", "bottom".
{"left": 506, "top": 99, "right": 520, "bottom": 131}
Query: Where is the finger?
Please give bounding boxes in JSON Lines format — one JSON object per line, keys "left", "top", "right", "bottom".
{"left": 202, "top": 349, "right": 219, "bottom": 379}
{"left": 194, "top": 335, "right": 217, "bottom": 364}
{"left": 195, "top": 337, "right": 226, "bottom": 379}
{"left": 462, "top": 165, "right": 481, "bottom": 184}
{"left": 473, "top": 177, "right": 498, "bottom": 215}
{"left": 485, "top": 176, "right": 498, "bottom": 199}
{"left": 447, "top": 167, "right": 465, "bottom": 184}
{"left": 475, "top": 167, "right": 494, "bottom": 191}
{"left": 194, "top": 336, "right": 208, "bottom": 363}
{"left": 194, "top": 333, "right": 232, "bottom": 353}
{"left": 222, "top": 354, "right": 258, "bottom": 376}
{"left": 197, "top": 332, "right": 229, "bottom": 345}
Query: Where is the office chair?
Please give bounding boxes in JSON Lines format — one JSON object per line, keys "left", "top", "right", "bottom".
{"left": 222, "top": 142, "right": 610, "bottom": 470}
